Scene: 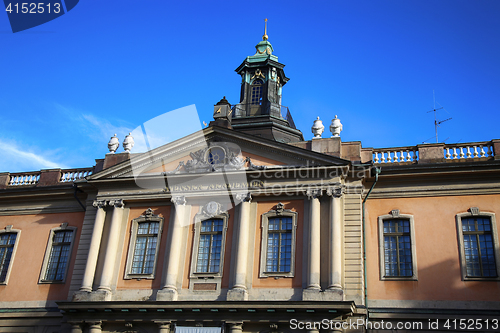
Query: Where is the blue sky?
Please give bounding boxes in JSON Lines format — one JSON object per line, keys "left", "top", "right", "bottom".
{"left": 1, "top": 0, "right": 499, "bottom": 172}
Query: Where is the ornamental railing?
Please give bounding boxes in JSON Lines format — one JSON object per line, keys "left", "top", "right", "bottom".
{"left": 8, "top": 172, "right": 41, "bottom": 186}
{"left": 3, "top": 167, "right": 93, "bottom": 188}
{"left": 373, "top": 147, "right": 419, "bottom": 164}
{"left": 60, "top": 168, "right": 93, "bottom": 182}
{"left": 372, "top": 140, "right": 497, "bottom": 165}
{"left": 444, "top": 142, "right": 494, "bottom": 160}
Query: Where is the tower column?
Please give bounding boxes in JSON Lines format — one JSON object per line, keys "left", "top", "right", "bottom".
{"left": 227, "top": 193, "right": 251, "bottom": 301}
{"left": 96, "top": 199, "right": 124, "bottom": 296}
{"left": 157, "top": 196, "right": 187, "bottom": 301}
{"left": 325, "top": 186, "right": 344, "bottom": 300}
{"left": 80, "top": 200, "right": 107, "bottom": 292}
{"left": 306, "top": 189, "right": 321, "bottom": 290}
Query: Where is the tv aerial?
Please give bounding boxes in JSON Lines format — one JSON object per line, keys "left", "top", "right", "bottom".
{"left": 426, "top": 90, "right": 452, "bottom": 143}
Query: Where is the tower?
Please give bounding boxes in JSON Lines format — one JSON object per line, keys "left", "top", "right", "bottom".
{"left": 230, "top": 20, "right": 304, "bottom": 143}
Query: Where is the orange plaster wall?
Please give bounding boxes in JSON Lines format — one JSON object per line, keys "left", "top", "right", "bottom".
{"left": 252, "top": 200, "right": 303, "bottom": 288}
{"left": 365, "top": 194, "right": 500, "bottom": 302}
{"left": 0, "top": 212, "right": 84, "bottom": 301}
{"left": 144, "top": 156, "right": 193, "bottom": 174}
{"left": 117, "top": 206, "right": 170, "bottom": 290}
{"left": 242, "top": 151, "right": 284, "bottom": 167}
{"left": 181, "top": 204, "right": 235, "bottom": 289}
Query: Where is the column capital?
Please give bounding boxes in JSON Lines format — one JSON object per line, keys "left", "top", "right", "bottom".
{"left": 109, "top": 198, "right": 124, "bottom": 208}
{"left": 326, "top": 185, "right": 344, "bottom": 198}
{"left": 93, "top": 199, "right": 107, "bottom": 209}
{"left": 86, "top": 321, "right": 102, "bottom": 328}
{"left": 306, "top": 189, "right": 322, "bottom": 199}
{"left": 154, "top": 321, "right": 172, "bottom": 327}
{"left": 227, "top": 322, "right": 244, "bottom": 330}
{"left": 236, "top": 192, "right": 252, "bottom": 203}
{"left": 171, "top": 195, "right": 187, "bottom": 206}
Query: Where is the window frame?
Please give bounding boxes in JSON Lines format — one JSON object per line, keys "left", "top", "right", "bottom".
{"left": 190, "top": 211, "right": 229, "bottom": 279}
{"left": 378, "top": 210, "right": 418, "bottom": 281}
{"left": 0, "top": 225, "right": 21, "bottom": 285}
{"left": 39, "top": 223, "right": 76, "bottom": 284}
{"left": 259, "top": 204, "right": 298, "bottom": 278}
{"left": 456, "top": 208, "right": 500, "bottom": 281}
{"left": 124, "top": 208, "right": 164, "bottom": 280}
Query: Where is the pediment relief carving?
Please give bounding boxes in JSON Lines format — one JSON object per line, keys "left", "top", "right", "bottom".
{"left": 163, "top": 142, "right": 246, "bottom": 174}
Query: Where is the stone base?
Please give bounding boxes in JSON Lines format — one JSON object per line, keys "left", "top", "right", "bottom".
{"left": 72, "top": 290, "right": 112, "bottom": 301}
{"left": 227, "top": 288, "right": 248, "bottom": 301}
{"left": 323, "top": 287, "right": 344, "bottom": 301}
{"left": 302, "top": 288, "right": 322, "bottom": 301}
{"left": 156, "top": 288, "right": 178, "bottom": 301}
{"left": 302, "top": 288, "right": 343, "bottom": 301}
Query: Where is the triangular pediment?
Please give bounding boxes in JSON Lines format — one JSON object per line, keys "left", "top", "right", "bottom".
{"left": 88, "top": 126, "right": 349, "bottom": 181}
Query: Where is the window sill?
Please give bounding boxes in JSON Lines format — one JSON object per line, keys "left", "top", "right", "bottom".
{"left": 124, "top": 274, "right": 155, "bottom": 280}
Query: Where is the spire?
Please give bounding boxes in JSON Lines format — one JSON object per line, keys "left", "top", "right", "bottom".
{"left": 263, "top": 18, "right": 268, "bottom": 41}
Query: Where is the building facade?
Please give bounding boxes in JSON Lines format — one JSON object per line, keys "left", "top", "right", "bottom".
{"left": 1, "top": 34, "right": 500, "bottom": 333}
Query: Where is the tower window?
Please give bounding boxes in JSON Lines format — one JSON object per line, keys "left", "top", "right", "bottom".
{"left": 251, "top": 79, "right": 263, "bottom": 105}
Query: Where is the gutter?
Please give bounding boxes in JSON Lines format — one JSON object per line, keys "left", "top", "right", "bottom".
{"left": 361, "top": 166, "right": 381, "bottom": 319}
{"left": 73, "top": 184, "right": 86, "bottom": 211}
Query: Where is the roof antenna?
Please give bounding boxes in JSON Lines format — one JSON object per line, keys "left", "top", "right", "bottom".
{"left": 263, "top": 18, "right": 268, "bottom": 41}
{"left": 426, "top": 89, "right": 452, "bottom": 143}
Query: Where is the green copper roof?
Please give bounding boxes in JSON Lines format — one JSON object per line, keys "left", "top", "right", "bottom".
{"left": 246, "top": 39, "right": 279, "bottom": 63}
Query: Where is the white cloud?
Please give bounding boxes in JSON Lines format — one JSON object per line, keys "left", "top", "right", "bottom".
{"left": 0, "top": 139, "right": 67, "bottom": 172}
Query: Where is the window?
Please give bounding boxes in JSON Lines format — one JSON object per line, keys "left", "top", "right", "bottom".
{"left": 457, "top": 208, "right": 500, "bottom": 280}
{"left": 0, "top": 226, "right": 20, "bottom": 284}
{"left": 207, "top": 147, "right": 226, "bottom": 165}
{"left": 190, "top": 202, "right": 229, "bottom": 280}
{"left": 196, "top": 219, "right": 223, "bottom": 273}
{"left": 251, "top": 79, "right": 263, "bottom": 105}
{"left": 260, "top": 203, "right": 298, "bottom": 278}
{"left": 124, "top": 208, "right": 164, "bottom": 279}
{"left": 40, "top": 223, "right": 76, "bottom": 283}
{"left": 378, "top": 210, "right": 417, "bottom": 280}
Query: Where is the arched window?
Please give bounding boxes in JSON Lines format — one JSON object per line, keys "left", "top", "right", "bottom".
{"left": 251, "top": 79, "right": 263, "bottom": 105}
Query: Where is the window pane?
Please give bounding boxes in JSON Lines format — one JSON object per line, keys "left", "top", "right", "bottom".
{"left": 383, "top": 219, "right": 412, "bottom": 277}
{"left": 196, "top": 219, "right": 224, "bottom": 273}
{"left": 462, "top": 217, "right": 497, "bottom": 277}
{"left": 44, "top": 230, "right": 73, "bottom": 281}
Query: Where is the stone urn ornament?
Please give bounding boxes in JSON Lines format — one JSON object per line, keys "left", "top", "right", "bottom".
{"left": 107, "top": 134, "right": 119, "bottom": 153}
{"left": 330, "top": 115, "right": 343, "bottom": 137}
{"left": 123, "top": 133, "right": 135, "bottom": 152}
{"left": 311, "top": 117, "right": 324, "bottom": 139}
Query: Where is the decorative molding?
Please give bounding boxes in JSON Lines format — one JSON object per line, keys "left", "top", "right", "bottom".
{"left": 236, "top": 192, "right": 252, "bottom": 203}
{"left": 276, "top": 202, "right": 285, "bottom": 215}
{"left": 202, "top": 201, "right": 223, "bottom": 218}
{"left": 60, "top": 222, "right": 69, "bottom": 229}
{"left": 92, "top": 200, "right": 107, "bottom": 209}
{"left": 171, "top": 195, "right": 186, "bottom": 206}
{"left": 109, "top": 199, "right": 124, "bottom": 208}
{"left": 184, "top": 143, "right": 245, "bottom": 173}
{"left": 326, "top": 185, "right": 344, "bottom": 198}
{"left": 306, "top": 189, "right": 322, "bottom": 199}
{"left": 390, "top": 209, "right": 400, "bottom": 218}
{"left": 245, "top": 156, "right": 267, "bottom": 170}
{"left": 5, "top": 225, "right": 12, "bottom": 232}
{"left": 470, "top": 207, "right": 480, "bottom": 215}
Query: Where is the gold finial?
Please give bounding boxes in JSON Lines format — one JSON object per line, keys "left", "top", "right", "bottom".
{"left": 263, "top": 18, "right": 268, "bottom": 41}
